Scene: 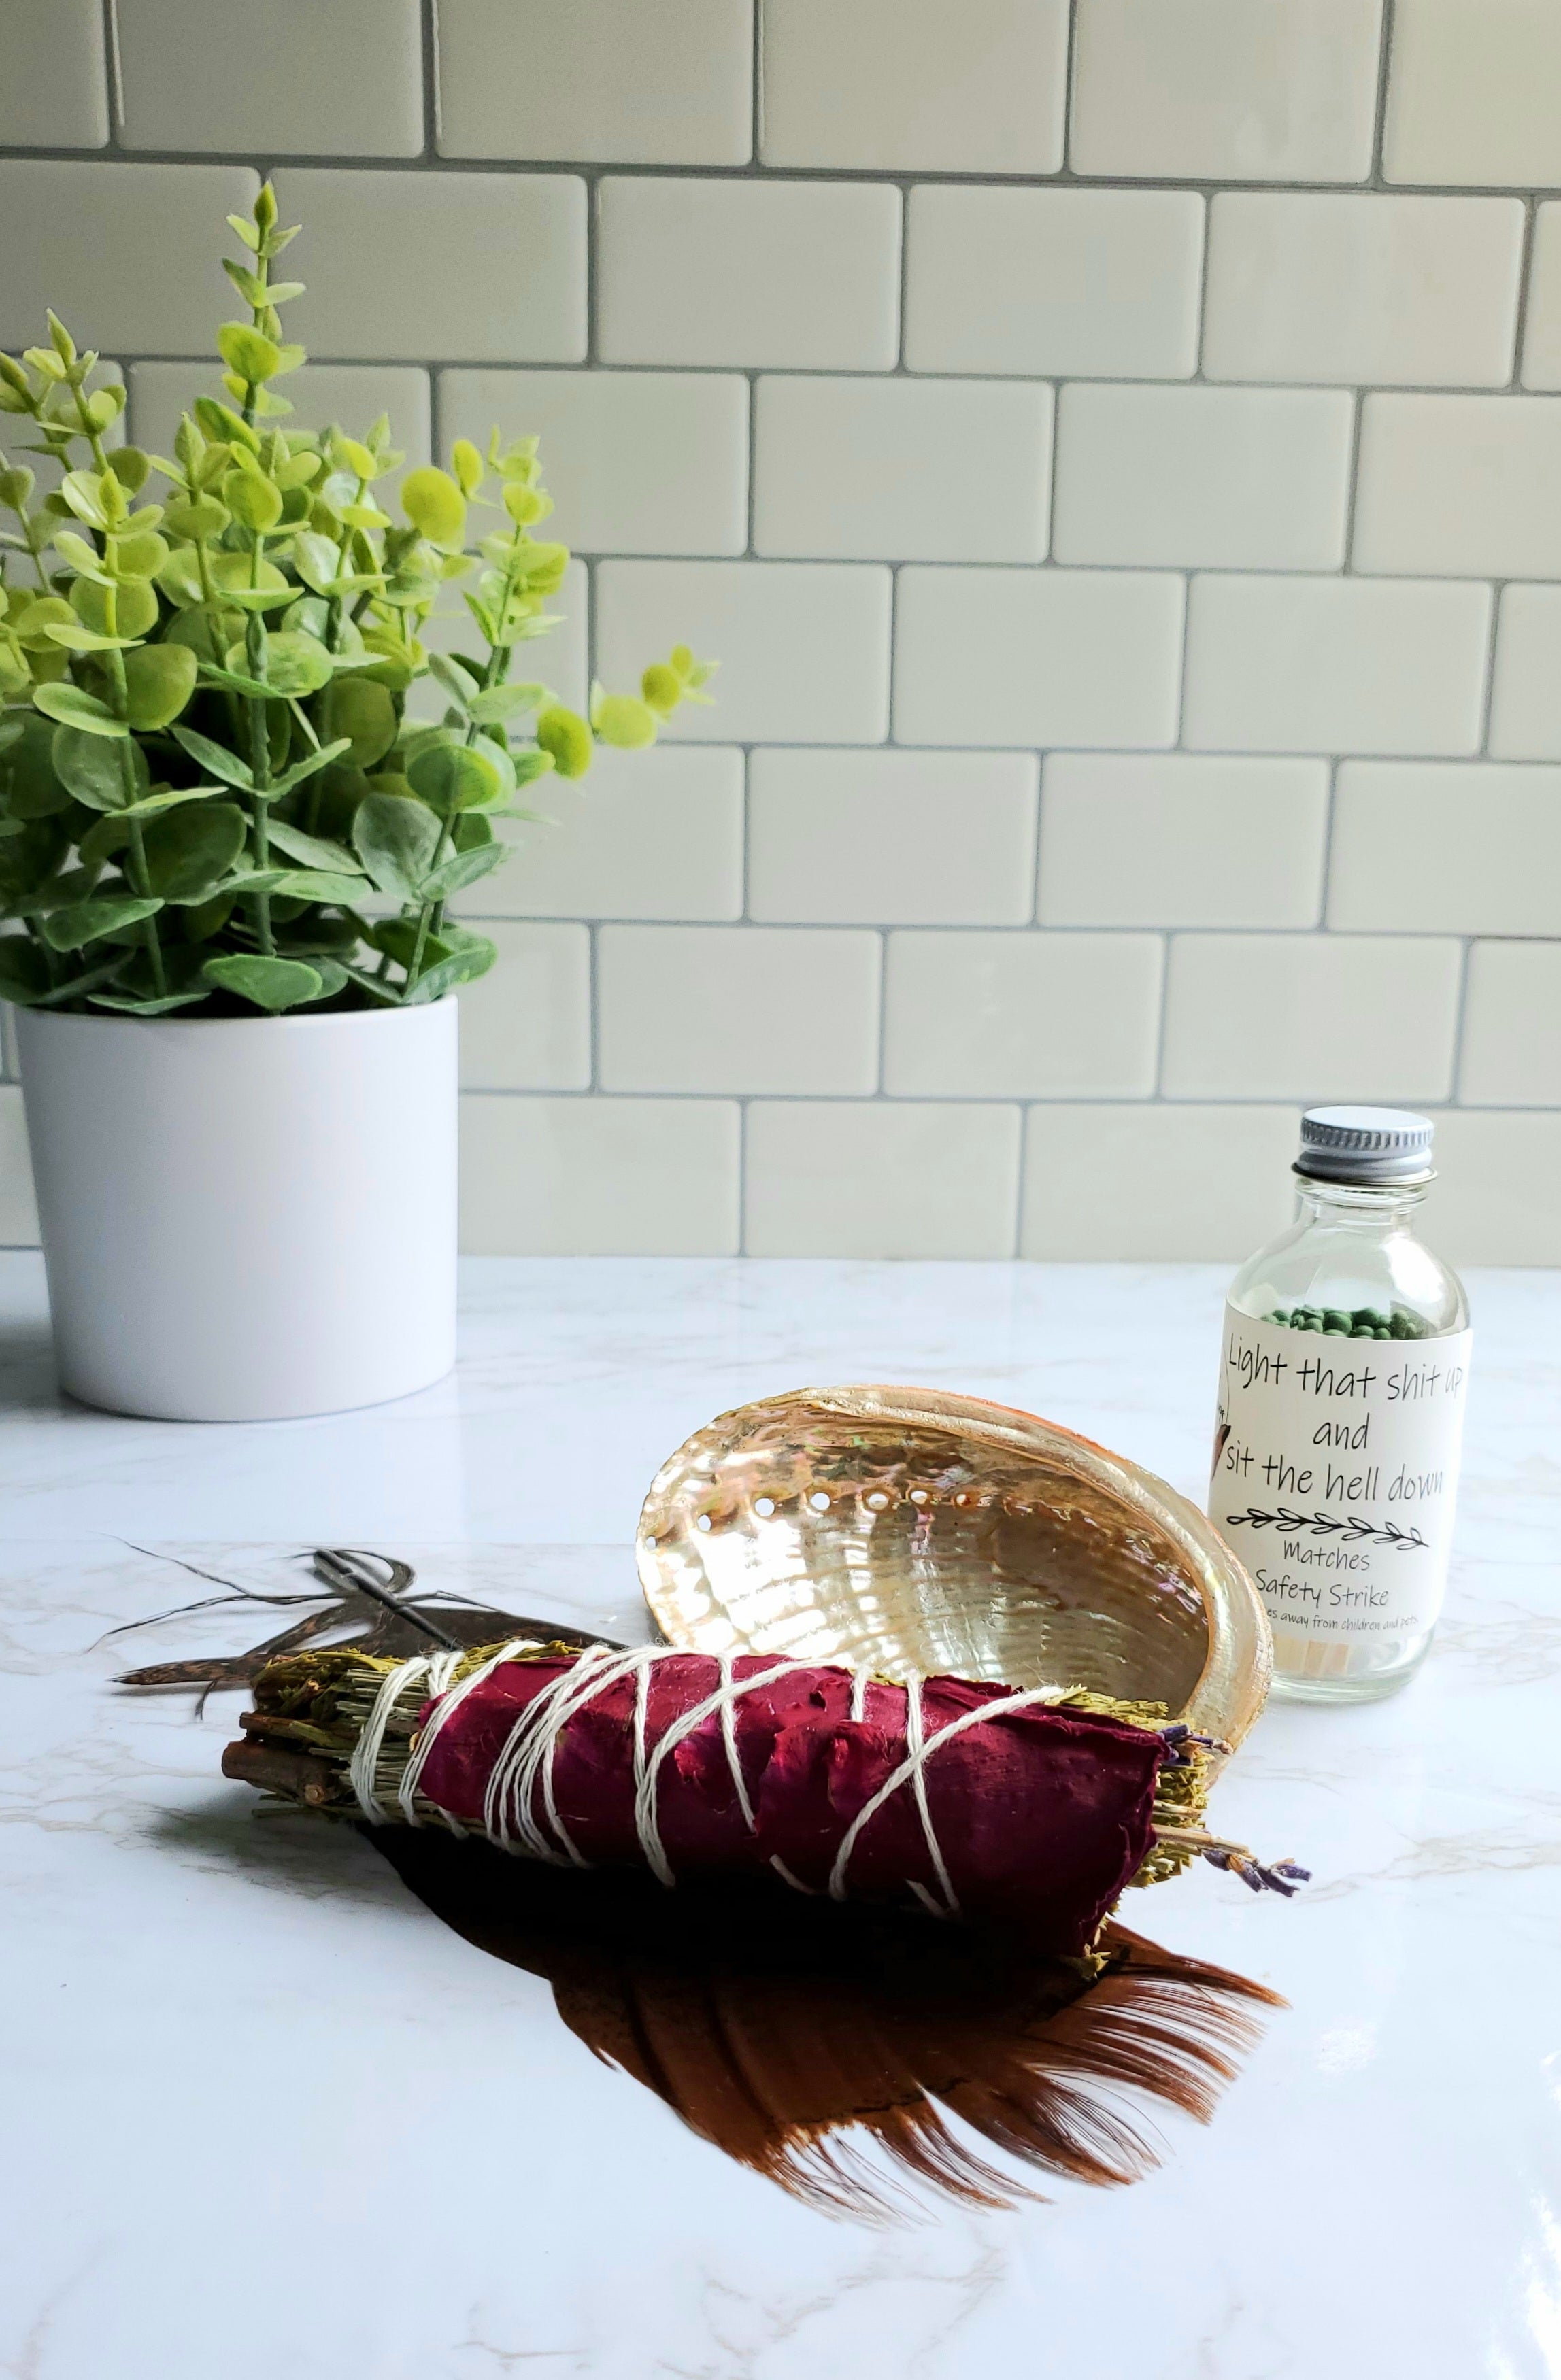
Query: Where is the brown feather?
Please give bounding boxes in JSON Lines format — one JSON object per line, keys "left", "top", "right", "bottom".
{"left": 373, "top": 1833, "right": 1279, "bottom": 2223}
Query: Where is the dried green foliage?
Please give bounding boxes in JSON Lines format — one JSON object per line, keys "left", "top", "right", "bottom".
{"left": 0, "top": 187, "right": 714, "bottom": 1015}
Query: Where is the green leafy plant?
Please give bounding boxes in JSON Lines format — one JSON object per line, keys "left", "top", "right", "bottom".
{"left": 0, "top": 185, "right": 714, "bottom": 1017}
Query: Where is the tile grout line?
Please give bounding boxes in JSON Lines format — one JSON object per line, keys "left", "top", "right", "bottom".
{"left": 458, "top": 1084, "right": 1498, "bottom": 1110}
{"left": 1009, "top": 1093, "right": 1031, "bottom": 1259}
{"left": 1447, "top": 935, "right": 1473, "bottom": 1106}
{"left": 100, "top": 0, "right": 124, "bottom": 146}
{"left": 1150, "top": 930, "right": 1173, "bottom": 1098}
{"left": 75, "top": 352, "right": 1561, "bottom": 403}
{"left": 736, "top": 1095, "right": 750, "bottom": 1255}
{"left": 1339, "top": 386, "right": 1368, "bottom": 576}
{"left": 1316, "top": 758, "right": 1341, "bottom": 937}
{"left": 421, "top": 0, "right": 441, "bottom": 161}
{"left": 1475, "top": 581, "right": 1505, "bottom": 759}
{"left": 1509, "top": 194, "right": 1539, "bottom": 392}
{"left": 1060, "top": 0, "right": 1081, "bottom": 177}
{"left": 1370, "top": 0, "right": 1396, "bottom": 185}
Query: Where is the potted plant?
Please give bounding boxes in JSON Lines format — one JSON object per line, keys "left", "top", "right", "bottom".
{"left": 0, "top": 184, "right": 711, "bottom": 1421}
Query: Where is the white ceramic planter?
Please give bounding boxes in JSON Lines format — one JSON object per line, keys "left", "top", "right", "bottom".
{"left": 14, "top": 998, "right": 458, "bottom": 1421}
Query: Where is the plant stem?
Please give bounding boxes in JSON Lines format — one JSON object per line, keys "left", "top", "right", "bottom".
{"left": 324, "top": 474, "right": 366, "bottom": 653}
{"left": 18, "top": 510, "right": 52, "bottom": 594}
{"left": 67, "top": 377, "right": 112, "bottom": 479}
{"left": 244, "top": 549, "right": 275, "bottom": 957}
{"left": 247, "top": 692, "right": 275, "bottom": 955}
{"left": 241, "top": 250, "right": 271, "bottom": 432}
{"left": 401, "top": 537, "right": 520, "bottom": 998}
{"left": 101, "top": 568, "right": 166, "bottom": 999}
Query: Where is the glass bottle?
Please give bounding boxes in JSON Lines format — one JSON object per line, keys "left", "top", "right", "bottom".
{"left": 1209, "top": 1108, "right": 1471, "bottom": 1705}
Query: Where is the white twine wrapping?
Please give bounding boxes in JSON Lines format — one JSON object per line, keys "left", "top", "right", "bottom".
{"left": 350, "top": 1643, "right": 1069, "bottom": 1912}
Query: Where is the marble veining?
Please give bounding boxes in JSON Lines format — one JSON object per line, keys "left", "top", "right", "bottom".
{"left": 1, "top": 1255, "right": 1558, "bottom": 2379}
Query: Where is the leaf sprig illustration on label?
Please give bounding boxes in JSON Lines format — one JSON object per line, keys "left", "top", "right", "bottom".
{"left": 1224, "top": 1506, "right": 1428, "bottom": 1552}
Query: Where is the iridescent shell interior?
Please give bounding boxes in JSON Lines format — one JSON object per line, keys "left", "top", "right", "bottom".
{"left": 638, "top": 1386, "right": 1271, "bottom": 1756}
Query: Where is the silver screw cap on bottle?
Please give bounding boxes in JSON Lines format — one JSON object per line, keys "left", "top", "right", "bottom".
{"left": 1294, "top": 1105, "right": 1436, "bottom": 1186}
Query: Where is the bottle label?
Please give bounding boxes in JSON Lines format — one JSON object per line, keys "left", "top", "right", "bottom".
{"left": 1210, "top": 1306, "right": 1473, "bottom": 1656}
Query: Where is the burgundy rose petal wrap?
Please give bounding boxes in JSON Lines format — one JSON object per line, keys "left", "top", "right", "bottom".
{"left": 410, "top": 1652, "right": 1166, "bottom": 1955}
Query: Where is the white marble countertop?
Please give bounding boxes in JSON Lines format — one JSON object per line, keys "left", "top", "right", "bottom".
{"left": 2, "top": 1253, "right": 1557, "bottom": 2380}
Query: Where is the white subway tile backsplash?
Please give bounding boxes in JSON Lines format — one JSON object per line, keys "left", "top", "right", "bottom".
{"left": 1203, "top": 194, "right": 1524, "bottom": 388}
{"left": 0, "top": 163, "right": 259, "bottom": 352}
{"left": 1, "top": 10, "right": 1556, "bottom": 1269}
{"left": 1384, "top": 0, "right": 1561, "bottom": 188}
{"left": 1520, "top": 206, "right": 1561, "bottom": 392}
{"left": 481, "top": 747, "right": 745, "bottom": 922}
{"left": 1415, "top": 1110, "right": 1561, "bottom": 1266}
{"left": 595, "top": 561, "right": 892, "bottom": 744}
{"left": 0, "top": 0, "right": 107, "bottom": 147}
{"left": 1021, "top": 1102, "right": 1299, "bottom": 1260}
{"left": 441, "top": 371, "right": 748, "bottom": 557}
{"left": 1488, "top": 585, "right": 1561, "bottom": 761}
{"left": 1354, "top": 396, "right": 1561, "bottom": 579}
{"left": 1328, "top": 763, "right": 1561, "bottom": 936}
{"left": 457, "top": 925, "right": 592, "bottom": 1090}
{"left": 598, "top": 925, "right": 880, "bottom": 1093}
{"left": 904, "top": 186, "right": 1204, "bottom": 381}
{"left": 597, "top": 178, "right": 901, "bottom": 370}
{"left": 437, "top": 0, "right": 753, "bottom": 165}
{"left": 1038, "top": 755, "right": 1330, "bottom": 928}
{"left": 1183, "top": 575, "right": 1490, "bottom": 756}
{"left": 761, "top": 0, "right": 1068, "bottom": 173}
{"left": 116, "top": 0, "right": 422, "bottom": 156}
{"left": 275, "top": 171, "right": 587, "bottom": 364}
{"left": 0, "top": 1088, "right": 38, "bottom": 1247}
{"left": 1460, "top": 943, "right": 1561, "bottom": 1107}
{"left": 748, "top": 750, "right": 1039, "bottom": 925}
{"left": 1071, "top": 0, "right": 1383, "bottom": 184}
{"left": 895, "top": 568, "right": 1185, "bottom": 749}
{"left": 753, "top": 378, "right": 1052, "bottom": 564}
{"left": 1052, "top": 384, "right": 1353, "bottom": 571}
{"left": 460, "top": 1095, "right": 740, "bottom": 1255}
{"left": 884, "top": 931, "right": 1162, "bottom": 1098}
{"left": 1162, "top": 934, "right": 1462, "bottom": 1100}
{"left": 745, "top": 1100, "right": 1022, "bottom": 1257}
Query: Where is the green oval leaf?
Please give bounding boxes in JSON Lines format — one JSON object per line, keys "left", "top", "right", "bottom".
{"left": 43, "top": 894, "right": 163, "bottom": 951}
{"left": 216, "top": 322, "right": 282, "bottom": 385}
{"left": 590, "top": 691, "right": 658, "bottom": 751}
{"left": 142, "top": 802, "right": 247, "bottom": 902}
{"left": 0, "top": 715, "right": 73, "bottom": 818}
{"left": 202, "top": 953, "right": 323, "bottom": 1013}
{"left": 32, "top": 682, "right": 127, "bottom": 738}
{"left": 469, "top": 681, "right": 547, "bottom": 726}
{"left": 401, "top": 466, "right": 467, "bottom": 550}
{"left": 123, "top": 641, "right": 197, "bottom": 730}
{"left": 50, "top": 725, "right": 148, "bottom": 810}
{"left": 351, "top": 790, "right": 441, "bottom": 902}
{"left": 263, "top": 818, "right": 361, "bottom": 874}
{"left": 170, "top": 726, "right": 254, "bottom": 792}
{"left": 537, "top": 704, "right": 592, "bottom": 779}
{"left": 317, "top": 675, "right": 397, "bottom": 768}
{"left": 404, "top": 932, "right": 497, "bottom": 1004}
{"left": 420, "top": 840, "right": 509, "bottom": 904}
{"left": 225, "top": 627, "right": 331, "bottom": 698}
{"left": 406, "top": 738, "right": 501, "bottom": 813}
{"left": 265, "top": 869, "right": 365, "bottom": 904}
{"left": 0, "top": 934, "right": 52, "bottom": 1004}
{"left": 71, "top": 575, "right": 158, "bottom": 640}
